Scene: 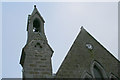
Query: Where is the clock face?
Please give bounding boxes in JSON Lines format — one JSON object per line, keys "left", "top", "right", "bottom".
{"left": 86, "top": 43, "right": 93, "bottom": 50}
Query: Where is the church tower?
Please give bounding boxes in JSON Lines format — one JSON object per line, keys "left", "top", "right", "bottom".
{"left": 20, "top": 5, "right": 54, "bottom": 78}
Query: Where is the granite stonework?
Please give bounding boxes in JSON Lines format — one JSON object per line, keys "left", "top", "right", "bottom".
{"left": 56, "top": 27, "right": 120, "bottom": 79}
{"left": 20, "top": 5, "right": 53, "bottom": 78}
{"left": 20, "top": 5, "right": 120, "bottom": 79}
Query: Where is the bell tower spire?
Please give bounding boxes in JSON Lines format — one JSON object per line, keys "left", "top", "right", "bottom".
{"left": 20, "top": 5, "right": 54, "bottom": 78}
{"left": 27, "top": 5, "right": 46, "bottom": 43}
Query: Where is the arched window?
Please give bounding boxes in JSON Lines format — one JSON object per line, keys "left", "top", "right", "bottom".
{"left": 91, "top": 60, "right": 108, "bottom": 79}
{"left": 109, "top": 73, "right": 118, "bottom": 80}
{"left": 93, "top": 65, "right": 103, "bottom": 78}
{"left": 33, "top": 18, "right": 40, "bottom": 32}
{"left": 81, "top": 71, "right": 92, "bottom": 80}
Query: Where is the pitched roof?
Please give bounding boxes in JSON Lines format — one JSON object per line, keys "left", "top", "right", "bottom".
{"left": 56, "top": 27, "right": 120, "bottom": 77}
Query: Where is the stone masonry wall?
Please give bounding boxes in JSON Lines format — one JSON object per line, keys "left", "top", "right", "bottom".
{"left": 23, "top": 40, "right": 53, "bottom": 78}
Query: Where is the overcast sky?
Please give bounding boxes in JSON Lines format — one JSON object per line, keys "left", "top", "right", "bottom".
{"left": 2, "top": 2, "right": 118, "bottom": 78}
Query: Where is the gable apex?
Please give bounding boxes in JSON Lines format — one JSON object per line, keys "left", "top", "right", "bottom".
{"left": 56, "top": 27, "right": 120, "bottom": 78}
{"left": 30, "top": 5, "right": 45, "bottom": 23}
{"left": 80, "top": 27, "right": 119, "bottom": 61}
{"left": 80, "top": 27, "right": 120, "bottom": 62}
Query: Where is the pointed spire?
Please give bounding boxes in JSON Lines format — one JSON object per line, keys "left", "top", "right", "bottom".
{"left": 30, "top": 5, "right": 45, "bottom": 23}
{"left": 33, "top": 5, "right": 38, "bottom": 13}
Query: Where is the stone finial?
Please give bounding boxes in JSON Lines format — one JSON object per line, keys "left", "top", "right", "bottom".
{"left": 34, "top": 5, "right": 36, "bottom": 8}
{"left": 81, "top": 26, "right": 84, "bottom": 29}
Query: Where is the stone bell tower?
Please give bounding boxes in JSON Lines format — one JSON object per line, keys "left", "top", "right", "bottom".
{"left": 20, "top": 5, "right": 54, "bottom": 78}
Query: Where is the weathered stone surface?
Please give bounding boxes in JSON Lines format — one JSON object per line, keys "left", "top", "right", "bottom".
{"left": 20, "top": 5, "right": 120, "bottom": 79}
{"left": 20, "top": 5, "right": 53, "bottom": 78}
{"left": 56, "top": 28, "right": 120, "bottom": 78}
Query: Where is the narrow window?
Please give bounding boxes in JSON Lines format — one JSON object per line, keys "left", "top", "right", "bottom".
{"left": 93, "top": 65, "right": 103, "bottom": 78}
{"left": 81, "top": 71, "right": 92, "bottom": 79}
{"left": 33, "top": 18, "right": 40, "bottom": 32}
{"left": 91, "top": 61, "right": 107, "bottom": 79}
{"left": 109, "top": 73, "right": 118, "bottom": 80}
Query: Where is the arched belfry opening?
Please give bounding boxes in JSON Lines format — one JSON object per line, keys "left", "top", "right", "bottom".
{"left": 33, "top": 18, "right": 40, "bottom": 32}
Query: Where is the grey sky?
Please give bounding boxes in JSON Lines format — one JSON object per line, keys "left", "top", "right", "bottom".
{"left": 2, "top": 2, "right": 118, "bottom": 78}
